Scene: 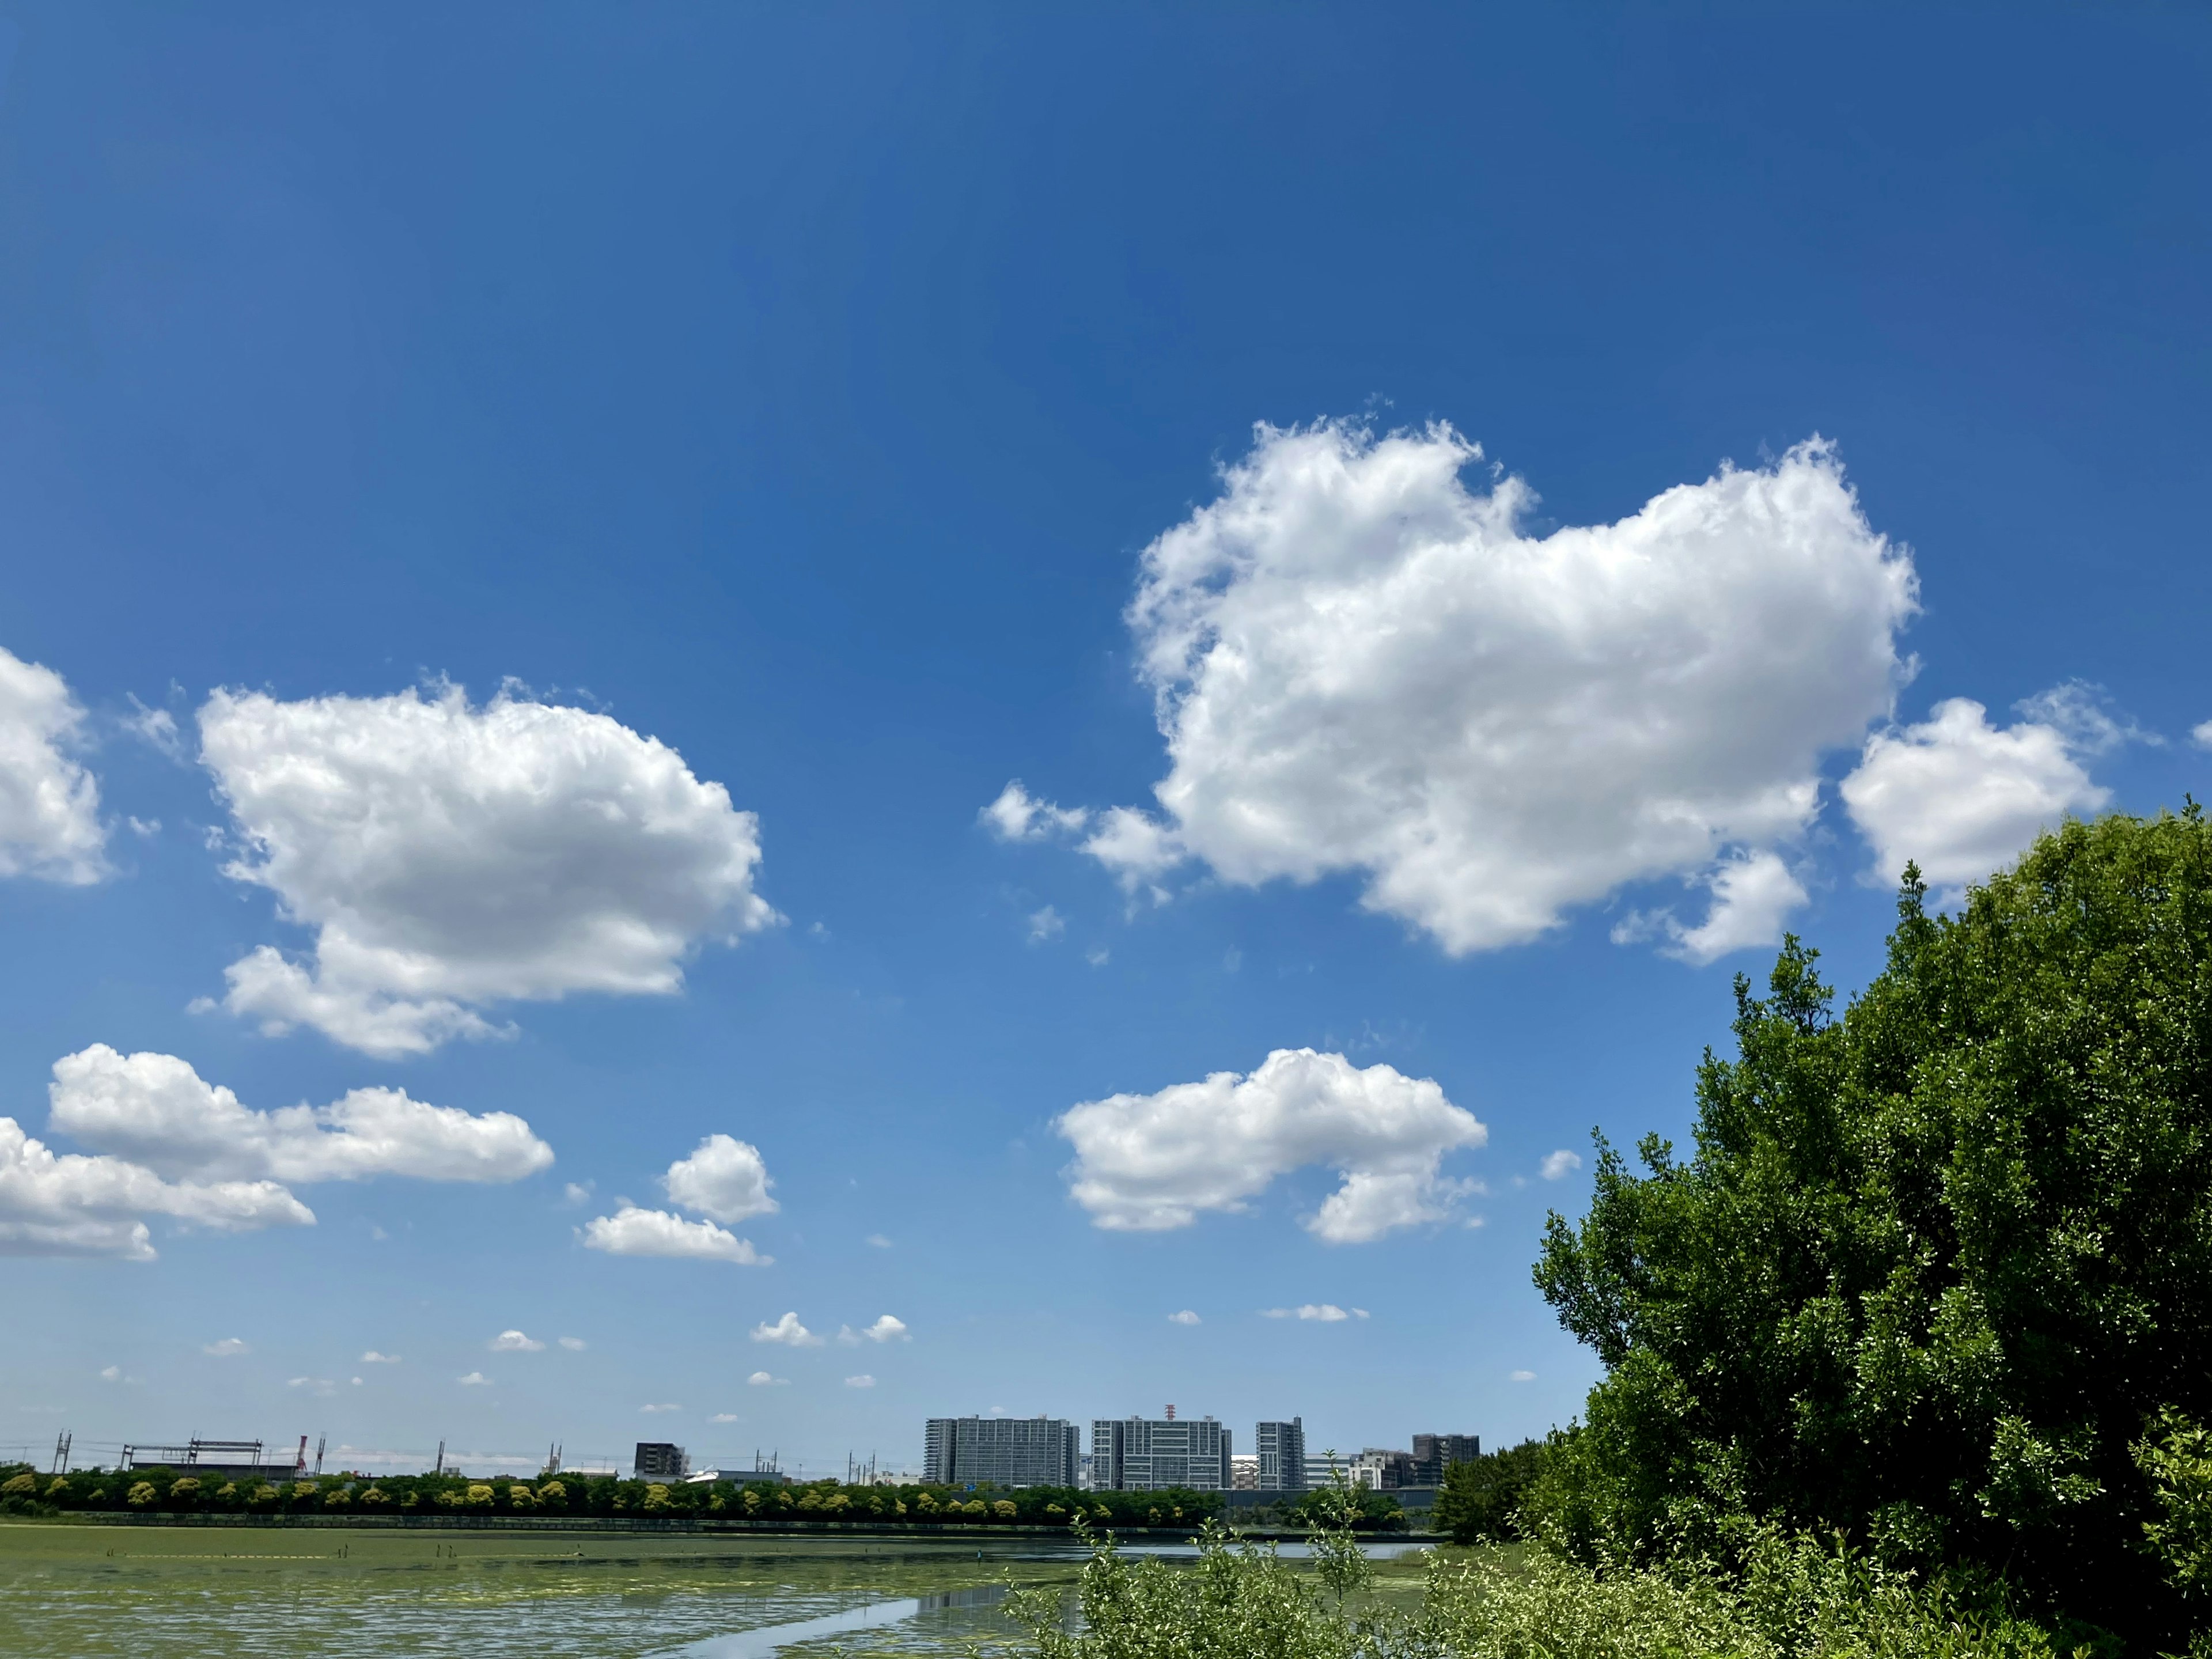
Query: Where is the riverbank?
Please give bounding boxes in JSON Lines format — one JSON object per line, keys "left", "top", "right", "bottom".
{"left": 1, "top": 1510, "right": 1442, "bottom": 1544}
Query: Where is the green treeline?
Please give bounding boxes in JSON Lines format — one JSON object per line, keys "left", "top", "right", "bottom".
{"left": 1495, "top": 813, "right": 2212, "bottom": 1651}
{"left": 0, "top": 1467, "right": 1225, "bottom": 1528}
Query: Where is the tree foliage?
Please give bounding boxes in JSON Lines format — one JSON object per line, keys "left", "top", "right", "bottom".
{"left": 1431, "top": 1441, "right": 1548, "bottom": 1546}
{"left": 1533, "top": 812, "right": 2212, "bottom": 1642}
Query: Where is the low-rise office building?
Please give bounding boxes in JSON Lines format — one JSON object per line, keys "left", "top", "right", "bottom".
{"left": 923, "top": 1416, "right": 1081, "bottom": 1487}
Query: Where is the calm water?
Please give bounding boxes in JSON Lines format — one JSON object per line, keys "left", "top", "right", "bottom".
{"left": 0, "top": 1525, "right": 1430, "bottom": 1658}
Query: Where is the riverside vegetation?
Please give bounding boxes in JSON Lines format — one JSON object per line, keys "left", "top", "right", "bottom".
{"left": 0, "top": 1467, "right": 1238, "bottom": 1530}
{"left": 10, "top": 814, "right": 2212, "bottom": 1655}
{"left": 1013, "top": 813, "right": 2212, "bottom": 1659}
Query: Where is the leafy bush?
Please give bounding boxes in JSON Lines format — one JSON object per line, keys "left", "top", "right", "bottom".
{"left": 1535, "top": 815, "right": 2212, "bottom": 1642}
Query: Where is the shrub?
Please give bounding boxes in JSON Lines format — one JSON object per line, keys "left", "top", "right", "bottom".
{"left": 0, "top": 1474, "right": 35, "bottom": 1498}
{"left": 995, "top": 1499, "right": 1018, "bottom": 1520}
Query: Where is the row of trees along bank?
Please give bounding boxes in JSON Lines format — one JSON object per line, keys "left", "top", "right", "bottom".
{"left": 0, "top": 1468, "right": 1242, "bottom": 1528}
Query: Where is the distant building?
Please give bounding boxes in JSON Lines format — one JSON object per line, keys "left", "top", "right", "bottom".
{"left": 634, "top": 1442, "right": 690, "bottom": 1479}
{"left": 120, "top": 1438, "right": 296, "bottom": 1483}
{"left": 1090, "top": 1414, "right": 1231, "bottom": 1491}
{"left": 1409, "top": 1433, "right": 1480, "bottom": 1485}
{"left": 1305, "top": 1451, "right": 1358, "bottom": 1490}
{"left": 1253, "top": 1418, "right": 1307, "bottom": 1492}
{"left": 923, "top": 1416, "right": 1080, "bottom": 1487}
{"left": 1229, "top": 1454, "right": 1259, "bottom": 1490}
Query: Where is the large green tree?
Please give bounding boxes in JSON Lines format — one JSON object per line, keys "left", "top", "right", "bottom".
{"left": 1535, "top": 812, "right": 2212, "bottom": 1639}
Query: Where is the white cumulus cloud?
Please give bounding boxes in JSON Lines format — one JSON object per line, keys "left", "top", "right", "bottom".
{"left": 639, "top": 1402, "right": 681, "bottom": 1414}
{"left": 1005, "top": 424, "right": 1916, "bottom": 958}
{"left": 360, "top": 1351, "right": 400, "bottom": 1364}
{"left": 1168, "top": 1310, "right": 1201, "bottom": 1325}
{"left": 751, "top": 1311, "right": 822, "bottom": 1346}
{"left": 198, "top": 682, "right": 779, "bottom": 1055}
{"left": 747, "top": 1370, "right": 786, "bottom": 1387}
{"left": 662, "top": 1134, "right": 777, "bottom": 1224}
{"left": 1540, "top": 1149, "right": 1584, "bottom": 1181}
{"left": 0, "top": 1118, "right": 313, "bottom": 1262}
{"left": 457, "top": 1371, "right": 491, "bottom": 1387}
{"left": 844, "top": 1374, "right": 876, "bottom": 1388}
{"left": 49, "top": 1046, "right": 552, "bottom": 1185}
{"left": 488, "top": 1330, "right": 544, "bottom": 1353}
{"left": 581, "top": 1205, "right": 768, "bottom": 1264}
{"left": 1261, "top": 1304, "right": 1367, "bottom": 1321}
{"left": 1057, "top": 1047, "right": 1486, "bottom": 1242}
{"left": 0, "top": 644, "right": 107, "bottom": 885}
{"left": 979, "top": 781, "right": 1089, "bottom": 842}
{"left": 204, "top": 1338, "right": 249, "bottom": 1357}
{"left": 1840, "top": 688, "right": 2117, "bottom": 891}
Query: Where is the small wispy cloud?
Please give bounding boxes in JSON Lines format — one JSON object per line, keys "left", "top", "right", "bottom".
{"left": 747, "top": 1371, "right": 787, "bottom": 1387}
{"left": 1510, "top": 1369, "right": 1536, "bottom": 1382}
{"left": 361, "top": 1350, "right": 401, "bottom": 1364}
{"left": 639, "top": 1403, "right": 681, "bottom": 1414}
{"left": 457, "top": 1371, "right": 493, "bottom": 1387}
{"left": 710, "top": 1412, "right": 741, "bottom": 1423}
{"left": 1539, "top": 1149, "right": 1584, "bottom": 1181}
{"left": 489, "top": 1330, "right": 545, "bottom": 1352}
{"left": 558, "top": 1336, "right": 587, "bottom": 1351}
{"left": 751, "top": 1312, "right": 822, "bottom": 1347}
{"left": 1027, "top": 904, "right": 1066, "bottom": 944}
{"left": 1260, "top": 1304, "right": 1367, "bottom": 1322}
{"left": 1168, "top": 1310, "right": 1201, "bottom": 1325}
{"left": 844, "top": 1374, "right": 876, "bottom": 1388}
{"left": 203, "top": 1337, "right": 248, "bottom": 1357}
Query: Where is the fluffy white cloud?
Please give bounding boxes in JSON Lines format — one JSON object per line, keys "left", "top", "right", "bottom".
{"left": 0, "top": 645, "right": 107, "bottom": 885}
{"left": 751, "top": 1310, "right": 822, "bottom": 1346}
{"left": 48, "top": 1046, "right": 552, "bottom": 1185}
{"left": 0, "top": 1118, "right": 312, "bottom": 1260}
{"left": 361, "top": 1350, "right": 400, "bottom": 1364}
{"left": 488, "top": 1330, "right": 544, "bottom": 1353}
{"left": 661, "top": 1134, "right": 777, "bottom": 1224}
{"left": 855, "top": 1315, "right": 908, "bottom": 1343}
{"left": 198, "top": 683, "right": 779, "bottom": 1055}
{"left": 1840, "top": 688, "right": 2115, "bottom": 889}
{"left": 980, "top": 782, "right": 1089, "bottom": 843}
{"left": 844, "top": 1374, "right": 876, "bottom": 1388}
{"left": 457, "top": 1371, "right": 491, "bottom": 1387}
{"left": 1260, "top": 1304, "right": 1368, "bottom": 1321}
{"left": 710, "top": 1412, "right": 741, "bottom": 1423}
{"left": 1026, "top": 905, "right": 1066, "bottom": 943}
{"left": 1168, "top": 1310, "right": 1201, "bottom": 1325}
{"left": 747, "top": 1370, "right": 786, "bottom": 1387}
{"left": 581, "top": 1205, "right": 768, "bottom": 1264}
{"left": 1540, "top": 1149, "right": 1584, "bottom": 1181}
{"left": 639, "top": 1402, "right": 681, "bottom": 1414}
{"left": 1008, "top": 425, "right": 1916, "bottom": 957}
{"left": 1057, "top": 1047, "right": 1486, "bottom": 1242}
{"left": 1612, "top": 850, "right": 1810, "bottom": 966}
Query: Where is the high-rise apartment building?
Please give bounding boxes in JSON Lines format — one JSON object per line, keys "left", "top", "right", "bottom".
{"left": 1089, "top": 1414, "right": 1232, "bottom": 1491}
{"left": 923, "top": 1416, "right": 1080, "bottom": 1487}
{"left": 634, "top": 1442, "right": 690, "bottom": 1479}
{"left": 1253, "top": 1418, "right": 1307, "bottom": 1491}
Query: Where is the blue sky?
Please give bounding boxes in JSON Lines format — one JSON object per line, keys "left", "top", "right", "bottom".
{"left": 2, "top": 5, "right": 2208, "bottom": 1479}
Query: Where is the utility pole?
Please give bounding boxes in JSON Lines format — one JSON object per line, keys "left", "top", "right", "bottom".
{"left": 51, "top": 1431, "right": 70, "bottom": 1475}
{"left": 313, "top": 1435, "right": 326, "bottom": 1476}
{"left": 435, "top": 1440, "right": 445, "bottom": 1476}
